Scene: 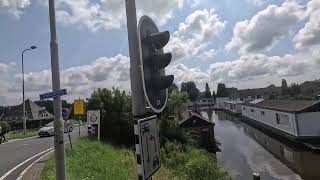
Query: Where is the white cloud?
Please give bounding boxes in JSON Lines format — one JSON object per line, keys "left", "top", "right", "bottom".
{"left": 226, "top": 0, "right": 304, "bottom": 54}
{"left": 4, "top": 55, "right": 130, "bottom": 105}
{"left": 294, "top": 0, "right": 320, "bottom": 49}
{"left": 209, "top": 48, "right": 320, "bottom": 88}
{"left": 55, "top": 0, "right": 185, "bottom": 31}
{"left": 168, "top": 63, "right": 209, "bottom": 88}
{"left": 168, "top": 9, "right": 226, "bottom": 61}
{"left": 0, "top": 0, "right": 31, "bottom": 17}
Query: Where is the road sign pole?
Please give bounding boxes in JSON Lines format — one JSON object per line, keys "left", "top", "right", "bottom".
{"left": 125, "top": 0, "right": 146, "bottom": 179}
{"left": 48, "top": 0, "right": 66, "bottom": 180}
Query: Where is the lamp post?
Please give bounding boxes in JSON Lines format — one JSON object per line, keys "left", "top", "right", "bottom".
{"left": 22, "top": 45, "right": 37, "bottom": 134}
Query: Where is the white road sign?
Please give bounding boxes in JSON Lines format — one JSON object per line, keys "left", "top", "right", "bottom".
{"left": 87, "top": 110, "right": 101, "bottom": 140}
{"left": 138, "top": 115, "right": 161, "bottom": 179}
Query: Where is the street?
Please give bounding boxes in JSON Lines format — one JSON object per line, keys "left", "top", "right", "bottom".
{"left": 0, "top": 126, "right": 86, "bottom": 180}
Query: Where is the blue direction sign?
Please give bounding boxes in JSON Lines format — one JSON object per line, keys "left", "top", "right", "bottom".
{"left": 40, "top": 89, "right": 67, "bottom": 100}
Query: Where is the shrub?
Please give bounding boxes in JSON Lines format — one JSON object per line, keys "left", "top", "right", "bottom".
{"left": 0, "top": 121, "right": 10, "bottom": 133}
{"left": 162, "top": 141, "right": 231, "bottom": 180}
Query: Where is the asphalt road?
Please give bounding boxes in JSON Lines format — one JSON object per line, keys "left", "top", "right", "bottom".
{"left": 0, "top": 125, "right": 87, "bottom": 180}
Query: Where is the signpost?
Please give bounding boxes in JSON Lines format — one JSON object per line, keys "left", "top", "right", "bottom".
{"left": 73, "top": 99, "right": 84, "bottom": 115}
{"left": 137, "top": 115, "right": 161, "bottom": 179}
{"left": 74, "top": 99, "right": 84, "bottom": 136}
{"left": 87, "top": 110, "right": 100, "bottom": 140}
{"left": 39, "top": 89, "right": 67, "bottom": 100}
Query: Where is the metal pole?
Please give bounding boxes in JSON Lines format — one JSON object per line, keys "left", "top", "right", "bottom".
{"left": 125, "top": 0, "right": 146, "bottom": 179}
{"left": 48, "top": 0, "right": 66, "bottom": 179}
{"left": 22, "top": 52, "right": 26, "bottom": 134}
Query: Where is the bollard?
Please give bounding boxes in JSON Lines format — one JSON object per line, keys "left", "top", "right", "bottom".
{"left": 253, "top": 172, "right": 260, "bottom": 180}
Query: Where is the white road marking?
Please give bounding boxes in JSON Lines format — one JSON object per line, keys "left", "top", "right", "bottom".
{"left": 16, "top": 149, "right": 54, "bottom": 180}
{"left": 0, "top": 148, "right": 53, "bottom": 180}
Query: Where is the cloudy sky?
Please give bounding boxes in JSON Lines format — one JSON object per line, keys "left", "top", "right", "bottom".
{"left": 0, "top": 0, "right": 319, "bottom": 105}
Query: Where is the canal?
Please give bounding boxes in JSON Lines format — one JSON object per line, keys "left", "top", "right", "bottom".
{"left": 200, "top": 109, "right": 320, "bottom": 180}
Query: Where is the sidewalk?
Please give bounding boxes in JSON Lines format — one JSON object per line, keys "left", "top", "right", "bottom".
{"left": 20, "top": 151, "right": 53, "bottom": 180}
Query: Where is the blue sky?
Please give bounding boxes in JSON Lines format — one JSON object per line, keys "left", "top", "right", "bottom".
{"left": 0, "top": 0, "right": 319, "bottom": 105}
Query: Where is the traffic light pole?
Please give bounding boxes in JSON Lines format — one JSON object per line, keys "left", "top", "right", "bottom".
{"left": 48, "top": 0, "right": 66, "bottom": 180}
{"left": 125, "top": 0, "right": 146, "bottom": 179}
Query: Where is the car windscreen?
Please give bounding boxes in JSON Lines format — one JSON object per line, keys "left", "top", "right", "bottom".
{"left": 45, "top": 122, "right": 54, "bottom": 127}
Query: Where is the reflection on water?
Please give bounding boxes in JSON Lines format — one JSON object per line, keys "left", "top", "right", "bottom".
{"left": 199, "top": 109, "right": 320, "bottom": 180}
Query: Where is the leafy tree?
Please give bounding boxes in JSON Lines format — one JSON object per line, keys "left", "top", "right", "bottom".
{"left": 216, "top": 83, "right": 228, "bottom": 97}
{"left": 181, "top": 81, "right": 200, "bottom": 102}
{"left": 212, "top": 90, "right": 216, "bottom": 101}
{"left": 160, "top": 89, "right": 189, "bottom": 144}
{"left": 204, "top": 82, "right": 212, "bottom": 98}
{"left": 168, "top": 83, "right": 179, "bottom": 94}
{"left": 281, "top": 79, "right": 289, "bottom": 94}
{"left": 86, "top": 88, "right": 133, "bottom": 146}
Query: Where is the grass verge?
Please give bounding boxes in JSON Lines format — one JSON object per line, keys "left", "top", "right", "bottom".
{"left": 162, "top": 141, "right": 232, "bottom": 180}
{"left": 41, "top": 138, "right": 176, "bottom": 180}
{"left": 5, "top": 129, "right": 38, "bottom": 141}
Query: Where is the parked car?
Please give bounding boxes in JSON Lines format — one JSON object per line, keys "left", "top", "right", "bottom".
{"left": 38, "top": 120, "right": 73, "bottom": 137}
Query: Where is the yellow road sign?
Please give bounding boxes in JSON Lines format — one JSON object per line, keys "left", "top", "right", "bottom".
{"left": 74, "top": 99, "right": 84, "bottom": 115}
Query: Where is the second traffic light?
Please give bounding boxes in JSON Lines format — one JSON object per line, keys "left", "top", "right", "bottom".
{"left": 138, "top": 15, "right": 174, "bottom": 113}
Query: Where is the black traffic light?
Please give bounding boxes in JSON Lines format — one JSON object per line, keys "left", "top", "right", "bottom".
{"left": 138, "top": 15, "right": 174, "bottom": 113}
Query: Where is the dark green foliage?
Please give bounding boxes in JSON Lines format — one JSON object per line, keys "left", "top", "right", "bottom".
{"left": 204, "top": 82, "right": 212, "bottom": 98}
{"left": 216, "top": 83, "right": 228, "bottom": 97}
{"left": 86, "top": 88, "right": 133, "bottom": 146}
{"left": 0, "top": 121, "right": 10, "bottom": 133}
{"left": 181, "top": 81, "right": 200, "bottom": 102}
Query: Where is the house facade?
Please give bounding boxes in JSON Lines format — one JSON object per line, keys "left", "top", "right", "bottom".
{"left": 241, "top": 99, "right": 320, "bottom": 141}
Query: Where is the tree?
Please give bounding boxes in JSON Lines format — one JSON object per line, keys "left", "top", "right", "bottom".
{"left": 212, "top": 90, "right": 216, "bottom": 101}
{"left": 216, "top": 83, "right": 228, "bottom": 97}
{"left": 181, "top": 81, "right": 200, "bottom": 102}
{"left": 204, "top": 82, "right": 211, "bottom": 98}
{"left": 281, "top": 79, "right": 289, "bottom": 94}
{"left": 86, "top": 88, "right": 133, "bottom": 146}
{"left": 168, "top": 83, "right": 179, "bottom": 94}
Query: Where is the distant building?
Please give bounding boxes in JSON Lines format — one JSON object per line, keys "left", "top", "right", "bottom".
{"left": 215, "top": 97, "right": 230, "bottom": 109}
{"left": 228, "top": 85, "right": 281, "bottom": 100}
{"left": 0, "top": 99, "right": 53, "bottom": 122}
{"left": 241, "top": 99, "right": 320, "bottom": 142}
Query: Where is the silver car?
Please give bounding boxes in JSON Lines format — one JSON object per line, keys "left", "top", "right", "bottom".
{"left": 38, "top": 121, "right": 73, "bottom": 137}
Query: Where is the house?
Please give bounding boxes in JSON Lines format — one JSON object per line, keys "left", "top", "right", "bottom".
{"left": 1, "top": 99, "right": 53, "bottom": 121}
{"left": 187, "top": 98, "right": 215, "bottom": 109}
{"left": 215, "top": 97, "right": 229, "bottom": 109}
{"left": 242, "top": 122, "right": 320, "bottom": 179}
{"left": 179, "top": 111, "right": 219, "bottom": 152}
{"left": 223, "top": 99, "right": 244, "bottom": 115}
{"left": 241, "top": 99, "right": 320, "bottom": 142}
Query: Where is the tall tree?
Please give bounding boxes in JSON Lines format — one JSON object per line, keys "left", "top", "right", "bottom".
{"left": 204, "top": 82, "right": 211, "bottom": 98}
{"left": 212, "top": 90, "right": 216, "bottom": 100}
{"left": 216, "top": 83, "right": 228, "bottom": 97}
{"left": 281, "top": 79, "right": 289, "bottom": 94}
{"left": 181, "top": 81, "right": 200, "bottom": 102}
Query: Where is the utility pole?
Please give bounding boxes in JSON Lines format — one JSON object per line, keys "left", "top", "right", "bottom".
{"left": 21, "top": 46, "right": 37, "bottom": 134}
{"left": 48, "top": 0, "right": 66, "bottom": 179}
{"left": 125, "top": 0, "right": 146, "bottom": 179}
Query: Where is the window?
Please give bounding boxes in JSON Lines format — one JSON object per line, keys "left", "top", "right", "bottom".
{"left": 261, "top": 111, "right": 265, "bottom": 115}
{"left": 251, "top": 109, "right": 255, "bottom": 112}
{"left": 276, "top": 113, "right": 289, "bottom": 126}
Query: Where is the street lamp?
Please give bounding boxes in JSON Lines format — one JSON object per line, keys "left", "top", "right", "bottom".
{"left": 22, "top": 45, "right": 37, "bottom": 134}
